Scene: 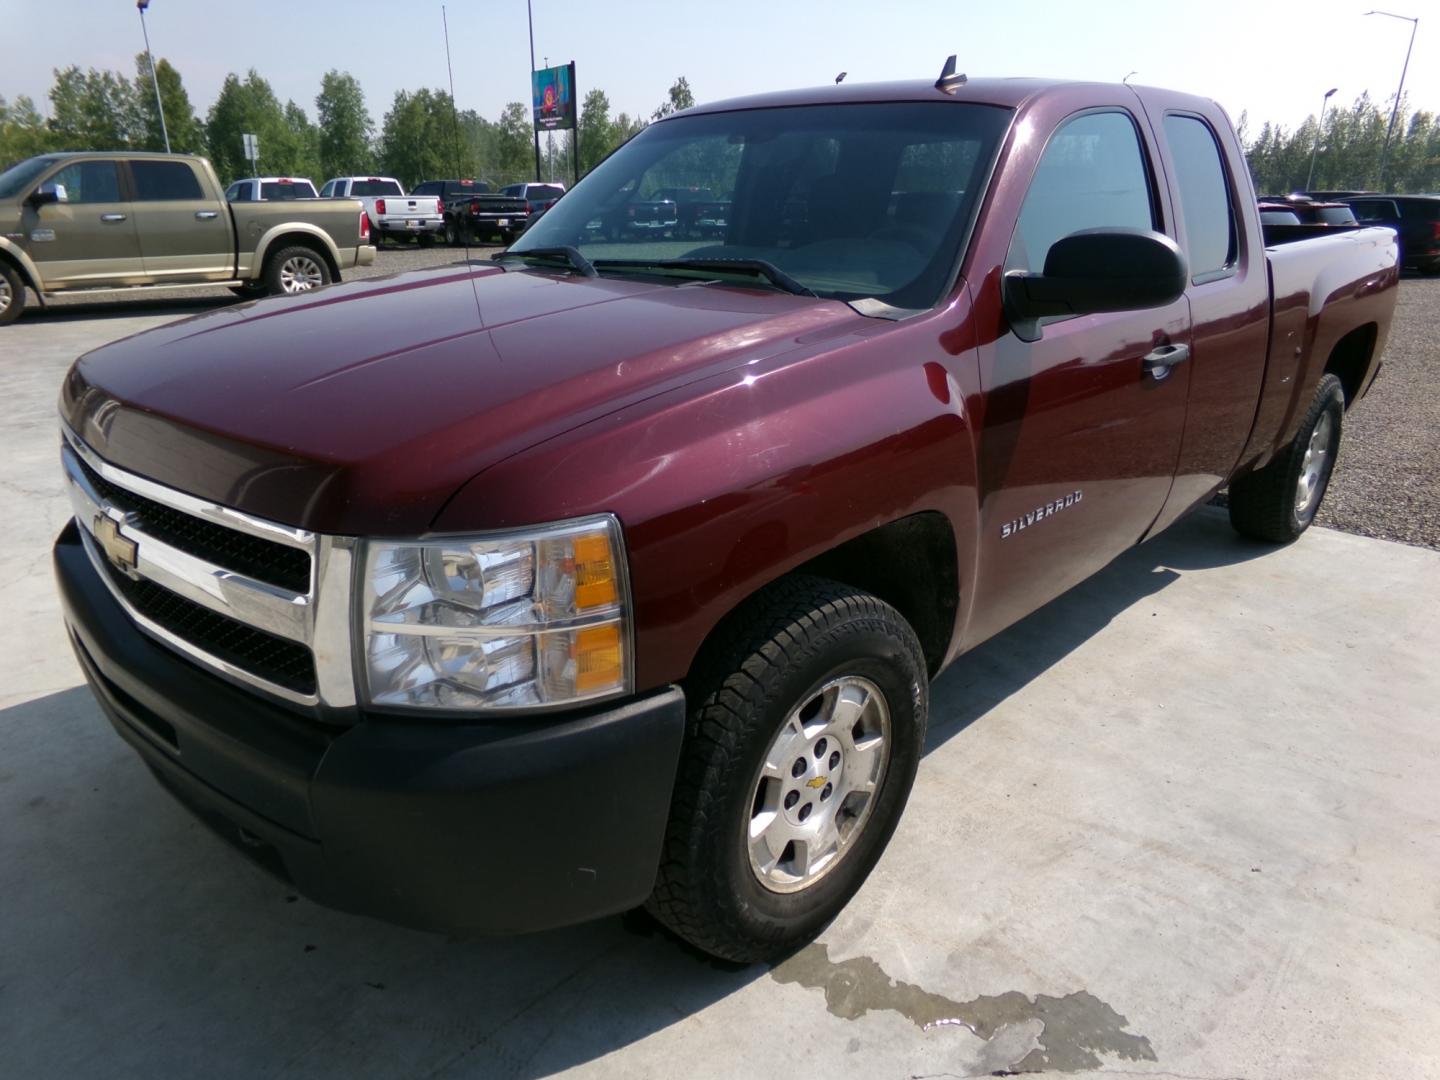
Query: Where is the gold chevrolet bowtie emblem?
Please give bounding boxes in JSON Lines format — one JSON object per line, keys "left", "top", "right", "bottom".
{"left": 93, "top": 514, "right": 138, "bottom": 573}
{"left": 806, "top": 776, "right": 829, "bottom": 789}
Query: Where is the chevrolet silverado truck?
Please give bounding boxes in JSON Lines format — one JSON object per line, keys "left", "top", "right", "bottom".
{"left": 320, "top": 176, "right": 444, "bottom": 247}
{"left": 0, "top": 152, "right": 373, "bottom": 323}
{"left": 54, "top": 71, "right": 1398, "bottom": 963}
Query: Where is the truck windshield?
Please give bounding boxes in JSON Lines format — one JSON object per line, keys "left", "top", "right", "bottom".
{"left": 0, "top": 156, "right": 60, "bottom": 199}
{"left": 510, "top": 101, "right": 1011, "bottom": 309}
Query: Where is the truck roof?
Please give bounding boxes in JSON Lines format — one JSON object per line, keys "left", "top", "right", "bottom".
{"left": 22, "top": 150, "right": 203, "bottom": 161}
{"left": 681, "top": 77, "right": 1213, "bottom": 118}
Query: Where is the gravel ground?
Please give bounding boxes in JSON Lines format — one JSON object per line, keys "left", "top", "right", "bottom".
{"left": 23, "top": 252, "right": 1440, "bottom": 550}
{"left": 1316, "top": 275, "right": 1440, "bottom": 550}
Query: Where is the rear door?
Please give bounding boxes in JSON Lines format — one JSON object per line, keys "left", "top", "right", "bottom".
{"left": 20, "top": 158, "right": 143, "bottom": 287}
{"left": 128, "top": 159, "right": 234, "bottom": 281}
{"left": 1142, "top": 101, "right": 1271, "bottom": 533}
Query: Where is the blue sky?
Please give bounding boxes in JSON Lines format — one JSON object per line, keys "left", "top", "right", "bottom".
{"left": 2, "top": 0, "right": 1434, "bottom": 136}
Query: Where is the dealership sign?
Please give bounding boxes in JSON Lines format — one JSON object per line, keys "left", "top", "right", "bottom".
{"left": 532, "top": 63, "right": 576, "bottom": 131}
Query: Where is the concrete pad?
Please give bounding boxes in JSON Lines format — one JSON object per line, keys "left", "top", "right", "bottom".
{"left": 2, "top": 311, "right": 1439, "bottom": 1079}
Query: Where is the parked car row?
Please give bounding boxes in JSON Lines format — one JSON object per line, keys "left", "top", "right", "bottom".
{"left": 1262, "top": 192, "right": 1440, "bottom": 273}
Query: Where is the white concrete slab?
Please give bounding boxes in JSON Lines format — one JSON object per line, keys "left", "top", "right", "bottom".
{"left": 3, "top": 310, "right": 1438, "bottom": 1079}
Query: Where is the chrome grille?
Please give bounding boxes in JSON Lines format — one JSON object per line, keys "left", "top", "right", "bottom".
{"left": 61, "top": 427, "right": 357, "bottom": 708}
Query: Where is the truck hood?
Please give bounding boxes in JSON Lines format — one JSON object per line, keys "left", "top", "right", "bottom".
{"left": 62, "top": 263, "right": 859, "bottom": 535}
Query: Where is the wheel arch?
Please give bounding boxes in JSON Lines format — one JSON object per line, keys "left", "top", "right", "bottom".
{"left": 0, "top": 238, "right": 44, "bottom": 299}
{"left": 1323, "top": 321, "right": 1379, "bottom": 408}
{"left": 254, "top": 226, "right": 342, "bottom": 282}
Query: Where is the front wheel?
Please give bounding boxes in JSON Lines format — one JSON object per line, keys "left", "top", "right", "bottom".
{"left": 0, "top": 261, "right": 24, "bottom": 326}
{"left": 648, "top": 576, "right": 927, "bottom": 963}
{"left": 1228, "top": 373, "right": 1345, "bottom": 543}
{"left": 264, "top": 246, "right": 331, "bottom": 296}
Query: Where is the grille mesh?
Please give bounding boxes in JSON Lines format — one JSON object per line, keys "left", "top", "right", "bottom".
{"left": 100, "top": 557, "right": 317, "bottom": 695}
{"left": 75, "top": 454, "right": 311, "bottom": 593}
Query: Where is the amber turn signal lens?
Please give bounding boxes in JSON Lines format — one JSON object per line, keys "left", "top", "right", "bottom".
{"left": 573, "top": 624, "right": 623, "bottom": 693}
{"left": 573, "top": 532, "right": 618, "bottom": 610}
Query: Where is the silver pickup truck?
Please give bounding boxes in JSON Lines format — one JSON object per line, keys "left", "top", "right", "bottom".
{"left": 0, "top": 152, "right": 375, "bottom": 325}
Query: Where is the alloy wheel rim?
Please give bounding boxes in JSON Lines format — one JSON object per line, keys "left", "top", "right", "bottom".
{"left": 746, "top": 675, "right": 891, "bottom": 893}
{"left": 279, "top": 256, "right": 323, "bottom": 292}
{"left": 0, "top": 277, "right": 12, "bottom": 313}
{"left": 1296, "top": 410, "right": 1334, "bottom": 515}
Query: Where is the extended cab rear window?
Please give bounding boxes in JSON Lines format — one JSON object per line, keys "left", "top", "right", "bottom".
{"left": 1163, "top": 115, "right": 1237, "bottom": 282}
{"left": 350, "top": 179, "right": 404, "bottom": 197}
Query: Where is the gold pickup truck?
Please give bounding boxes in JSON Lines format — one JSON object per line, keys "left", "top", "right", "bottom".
{"left": 0, "top": 151, "right": 375, "bottom": 325}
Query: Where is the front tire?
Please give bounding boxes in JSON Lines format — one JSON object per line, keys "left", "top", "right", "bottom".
{"left": 0, "top": 261, "right": 24, "bottom": 326}
{"left": 1229, "top": 373, "right": 1345, "bottom": 543}
{"left": 263, "top": 245, "right": 331, "bottom": 296}
{"left": 648, "top": 576, "right": 927, "bottom": 963}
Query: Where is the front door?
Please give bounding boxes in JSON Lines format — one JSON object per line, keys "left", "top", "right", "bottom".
{"left": 20, "top": 159, "right": 143, "bottom": 288}
{"left": 127, "top": 159, "right": 234, "bottom": 281}
{"left": 965, "top": 109, "right": 1192, "bottom": 646}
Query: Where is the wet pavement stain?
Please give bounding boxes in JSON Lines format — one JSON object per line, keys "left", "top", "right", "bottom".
{"left": 772, "top": 943, "right": 1157, "bottom": 1073}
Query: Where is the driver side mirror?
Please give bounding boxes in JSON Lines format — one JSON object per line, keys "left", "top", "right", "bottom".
{"left": 30, "top": 182, "right": 68, "bottom": 207}
{"left": 1004, "top": 228, "right": 1187, "bottom": 343}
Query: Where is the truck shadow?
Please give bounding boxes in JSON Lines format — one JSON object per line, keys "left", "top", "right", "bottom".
{"left": 926, "top": 506, "right": 1276, "bottom": 751}
{"left": 20, "top": 295, "right": 241, "bottom": 324}
{"left": 0, "top": 509, "right": 1277, "bottom": 1078}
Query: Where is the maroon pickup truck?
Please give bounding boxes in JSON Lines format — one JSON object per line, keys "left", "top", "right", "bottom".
{"left": 54, "top": 70, "right": 1397, "bottom": 963}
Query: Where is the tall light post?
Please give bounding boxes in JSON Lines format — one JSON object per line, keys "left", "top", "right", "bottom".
{"left": 136, "top": 0, "right": 170, "bottom": 153}
{"left": 1306, "top": 87, "right": 1338, "bottom": 191}
{"left": 526, "top": 0, "right": 542, "bottom": 182}
{"left": 1365, "top": 9, "right": 1418, "bottom": 190}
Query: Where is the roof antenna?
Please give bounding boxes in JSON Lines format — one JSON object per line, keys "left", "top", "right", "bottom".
{"left": 935, "top": 54, "right": 967, "bottom": 93}
{"left": 1123, "top": 70, "right": 1139, "bottom": 84}
{"left": 835, "top": 71, "right": 847, "bottom": 84}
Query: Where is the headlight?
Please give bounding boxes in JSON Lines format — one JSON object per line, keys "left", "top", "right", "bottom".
{"left": 359, "top": 515, "right": 631, "bottom": 711}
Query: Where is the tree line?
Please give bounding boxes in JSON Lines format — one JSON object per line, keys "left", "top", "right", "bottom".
{"left": 1240, "top": 93, "right": 1438, "bottom": 194}
{"left": 0, "top": 59, "right": 695, "bottom": 189}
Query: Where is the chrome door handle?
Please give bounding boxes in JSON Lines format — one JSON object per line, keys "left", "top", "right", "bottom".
{"left": 1143, "top": 343, "right": 1190, "bottom": 380}
{"left": 195, "top": 210, "right": 219, "bottom": 220}
{"left": 100, "top": 213, "right": 127, "bottom": 223}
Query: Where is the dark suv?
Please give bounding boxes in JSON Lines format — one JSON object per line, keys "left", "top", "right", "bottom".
{"left": 1342, "top": 195, "right": 1440, "bottom": 274}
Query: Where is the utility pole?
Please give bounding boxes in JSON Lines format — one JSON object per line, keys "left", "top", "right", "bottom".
{"left": 526, "top": 0, "right": 542, "bottom": 182}
{"left": 136, "top": 0, "right": 170, "bottom": 153}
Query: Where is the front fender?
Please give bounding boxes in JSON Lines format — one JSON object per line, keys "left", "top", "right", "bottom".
{"left": 433, "top": 316, "right": 981, "bottom": 690}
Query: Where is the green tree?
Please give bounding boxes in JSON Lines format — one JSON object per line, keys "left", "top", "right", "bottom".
{"left": 48, "top": 66, "right": 139, "bottom": 149}
{"left": 132, "top": 54, "right": 204, "bottom": 154}
{"left": 652, "top": 76, "right": 695, "bottom": 121}
{"left": 315, "top": 70, "right": 373, "bottom": 178}
{"left": 578, "top": 88, "right": 617, "bottom": 175}
{"left": 206, "top": 70, "right": 306, "bottom": 183}
{"left": 0, "top": 95, "right": 54, "bottom": 168}
{"left": 377, "top": 88, "right": 476, "bottom": 189}
{"left": 283, "top": 100, "right": 321, "bottom": 181}
{"left": 492, "top": 100, "right": 535, "bottom": 185}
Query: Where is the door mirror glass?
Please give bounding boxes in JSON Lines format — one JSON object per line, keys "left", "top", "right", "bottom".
{"left": 1004, "top": 227, "right": 1188, "bottom": 342}
{"left": 32, "top": 181, "right": 68, "bottom": 206}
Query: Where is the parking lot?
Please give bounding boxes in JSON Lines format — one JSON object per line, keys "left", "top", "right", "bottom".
{"left": 2, "top": 266, "right": 1439, "bottom": 1079}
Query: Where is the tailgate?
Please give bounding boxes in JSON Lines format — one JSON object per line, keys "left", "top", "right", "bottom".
{"left": 382, "top": 196, "right": 442, "bottom": 219}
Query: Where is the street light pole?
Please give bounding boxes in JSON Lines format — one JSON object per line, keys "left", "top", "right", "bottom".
{"left": 136, "top": 0, "right": 170, "bottom": 153}
{"left": 1365, "top": 9, "right": 1419, "bottom": 191}
{"left": 1306, "top": 87, "right": 1338, "bottom": 192}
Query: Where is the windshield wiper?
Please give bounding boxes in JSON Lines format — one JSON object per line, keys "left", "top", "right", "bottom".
{"left": 493, "top": 246, "right": 597, "bottom": 278}
{"left": 591, "top": 257, "right": 816, "bottom": 297}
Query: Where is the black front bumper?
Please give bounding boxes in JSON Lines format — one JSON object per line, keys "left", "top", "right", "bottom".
{"left": 54, "top": 521, "right": 687, "bottom": 935}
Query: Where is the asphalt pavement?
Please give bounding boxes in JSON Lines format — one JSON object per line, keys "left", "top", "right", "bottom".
{"left": 2, "top": 268, "right": 1438, "bottom": 1079}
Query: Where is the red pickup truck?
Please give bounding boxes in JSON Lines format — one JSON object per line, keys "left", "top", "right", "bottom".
{"left": 55, "top": 71, "right": 1397, "bottom": 963}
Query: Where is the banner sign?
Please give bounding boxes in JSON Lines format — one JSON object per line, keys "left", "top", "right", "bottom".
{"left": 532, "top": 62, "right": 576, "bottom": 131}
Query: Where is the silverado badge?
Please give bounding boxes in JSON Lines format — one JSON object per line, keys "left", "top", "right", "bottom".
{"left": 1001, "top": 490, "right": 1083, "bottom": 539}
{"left": 93, "top": 514, "right": 138, "bottom": 573}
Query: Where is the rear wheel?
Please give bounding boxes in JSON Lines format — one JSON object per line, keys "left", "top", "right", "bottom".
{"left": 444, "top": 219, "right": 461, "bottom": 247}
{"left": 648, "top": 576, "right": 927, "bottom": 963}
{"left": 417, "top": 233, "right": 436, "bottom": 248}
{"left": 0, "top": 262, "right": 24, "bottom": 326}
{"left": 263, "top": 245, "right": 331, "bottom": 296}
{"left": 1228, "top": 373, "right": 1345, "bottom": 543}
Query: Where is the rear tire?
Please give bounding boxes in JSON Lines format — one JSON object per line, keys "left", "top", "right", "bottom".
{"left": 1228, "top": 373, "right": 1345, "bottom": 543}
{"left": 0, "top": 261, "right": 24, "bottom": 326}
{"left": 647, "top": 576, "right": 927, "bottom": 963}
{"left": 263, "top": 245, "right": 331, "bottom": 296}
{"left": 418, "top": 233, "right": 436, "bottom": 248}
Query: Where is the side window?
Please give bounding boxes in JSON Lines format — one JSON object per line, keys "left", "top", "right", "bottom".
{"left": 226, "top": 182, "right": 250, "bottom": 202}
{"left": 1009, "top": 111, "right": 1155, "bottom": 272}
{"left": 1163, "top": 115, "right": 1237, "bottom": 282}
{"left": 1350, "top": 201, "right": 1391, "bottom": 222}
{"left": 131, "top": 160, "right": 204, "bottom": 201}
{"left": 48, "top": 161, "right": 122, "bottom": 204}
